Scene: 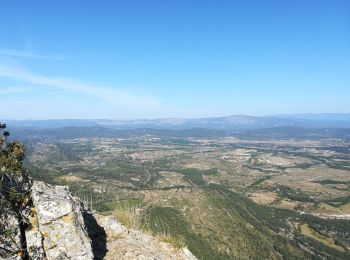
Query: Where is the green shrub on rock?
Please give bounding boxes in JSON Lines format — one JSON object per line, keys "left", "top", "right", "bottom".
{"left": 0, "top": 122, "right": 31, "bottom": 259}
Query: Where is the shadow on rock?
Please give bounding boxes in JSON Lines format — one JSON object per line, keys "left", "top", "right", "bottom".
{"left": 82, "top": 211, "right": 107, "bottom": 260}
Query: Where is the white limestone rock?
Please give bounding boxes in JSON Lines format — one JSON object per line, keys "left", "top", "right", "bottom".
{"left": 29, "top": 181, "right": 93, "bottom": 260}
{"left": 0, "top": 199, "right": 22, "bottom": 260}
{"left": 95, "top": 215, "right": 127, "bottom": 236}
{"left": 180, "top": 247, "right": 198, "bottom": 260}
{"left": 25, "top": 228, "right": 45, "bottom": 260}
{"left": 0, "top": 170, "right": 32, "bottom": 259}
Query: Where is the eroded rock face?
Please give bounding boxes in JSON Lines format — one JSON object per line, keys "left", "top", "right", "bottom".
{"left": 0, "top": 195, "right": 23, "bottom": 260}
{"left": 0, "top": 173, "right": 31, "bottom": 260}
{"left": 27, "top": 181, "right": 93, "bottom": 260}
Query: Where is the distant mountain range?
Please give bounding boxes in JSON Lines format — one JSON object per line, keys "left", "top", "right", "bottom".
{"left": 4, "top": 114, "right": 350, "bottom": 130}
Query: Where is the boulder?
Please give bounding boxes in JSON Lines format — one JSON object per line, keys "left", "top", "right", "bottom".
{"left": 27, "top": 181, "right": 93, "bottom": 260}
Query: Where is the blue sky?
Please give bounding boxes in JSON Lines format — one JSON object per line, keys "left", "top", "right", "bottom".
{"left": 0, "top": 0, "right": 349, "bottom": 119}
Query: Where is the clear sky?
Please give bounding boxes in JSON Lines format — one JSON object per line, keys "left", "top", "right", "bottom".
{"left": 0, "top": 0, "right": 349, "bottom": 119}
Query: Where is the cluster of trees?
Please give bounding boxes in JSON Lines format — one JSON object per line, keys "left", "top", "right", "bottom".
{"left": 179, "top": 168, "right": 218, "bottom": 186}
{"left": 302, "top": 214, "right": 350, "bottom": 247}
{"left": 277, "top": 185, "right": 315, "bottom": 202}
{"left": 141, "top": 206, "right": 227, "bottom": 259}
{"left": 0, "top": 123, "right": 30, "bottom": 210}
{"left": 1, "top": 123, "right": 25, "bottom": 176}
{"left": 0, "top": 123, "right": 31, "bottom": 258}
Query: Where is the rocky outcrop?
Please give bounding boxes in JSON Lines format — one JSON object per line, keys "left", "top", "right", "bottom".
{"left": 26, "top": 181, "right": 94, "bottom": 259}
{"left": 1, "top": 180, "right": 197, "bottom": 259}
{"left": 0, "top": 194, "right": 23, "bottom": 259}
{"left": 0, "top": 169, "right": 31, "bottom": 259}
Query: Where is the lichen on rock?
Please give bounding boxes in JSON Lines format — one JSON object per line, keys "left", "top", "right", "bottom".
{"left": 28, "top": 181, "right": 94, "bottom": 260}
{"left": 0, "top": 195, "right": 23, "bottom": 259}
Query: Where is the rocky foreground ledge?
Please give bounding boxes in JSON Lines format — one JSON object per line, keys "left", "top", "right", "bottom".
{"left": 1, "top": 181, "right": 197, "bottom": 260}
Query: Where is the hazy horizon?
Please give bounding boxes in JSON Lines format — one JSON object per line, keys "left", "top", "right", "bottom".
{"left": 2, "top": 112, "right": 350, "bottom": 122}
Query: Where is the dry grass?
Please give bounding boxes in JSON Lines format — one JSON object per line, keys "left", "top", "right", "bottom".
{"left": 267, "top": 165, "right": 350, "bottom": 203}
{"left": 311, "top": 202, "right": 350, "bottom": 215}
{"left": 156, "top": 234, "right": 187, "bottom": 249}
{"left": 59, "top": 175, "right": 86, "bottom": 182}
{"left": 114, "top": 206, "right": 141, "bottom": 229}
{"left": 113, "top": 203, "right": 187, "bottom": 250}
{"left": 249, "top": 192, "right": 278, "bottom": 205}
{"left": 339, "top": 202, "right": 350, "bottom": 212}
{"left": 153, "top": 171, "right": 189, "bottom": 189}
{"left": 299, "top": 224, "right": 345, "bottom": 252}
{"left": 276, "top": 199, "right": 301, "bottom": 210}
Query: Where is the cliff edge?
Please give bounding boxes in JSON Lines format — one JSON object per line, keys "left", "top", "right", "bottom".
{"left": 1, "top": 181, "right": 197, "bottom": 260}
